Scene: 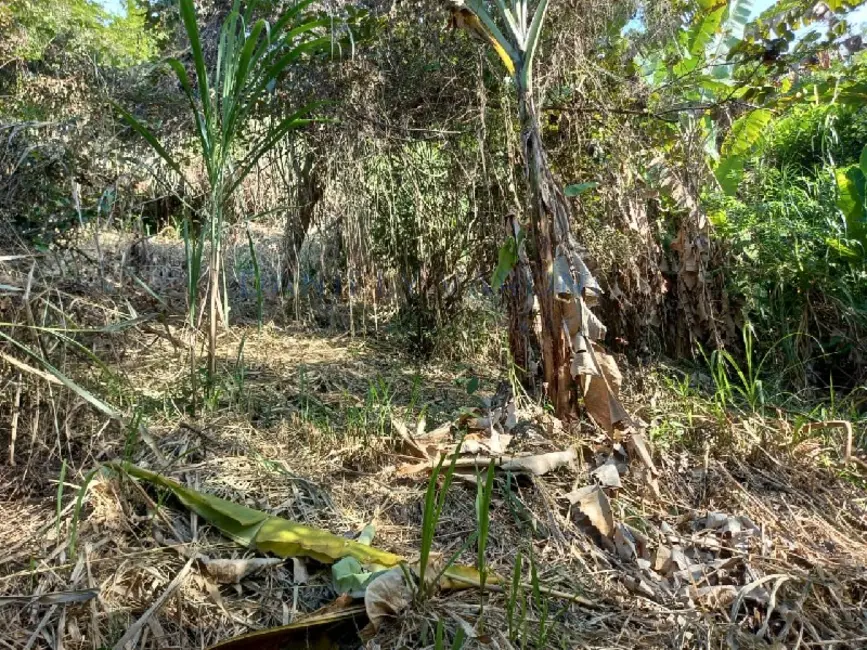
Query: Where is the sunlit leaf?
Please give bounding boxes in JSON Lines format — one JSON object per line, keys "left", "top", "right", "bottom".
{"left": 836, "top": 165, "right": 866, "bottom": 238}
{"left": 721, "top": 108, "right": 773, "bottom": 158}
{"left": 715, "top": 154, "right": 745, "bottom": 196}
{"left": 491, "top": 234, "right": 520, "bottom": 291}
{"left": 564, "top": 181, "right": 599, "bottom": 197}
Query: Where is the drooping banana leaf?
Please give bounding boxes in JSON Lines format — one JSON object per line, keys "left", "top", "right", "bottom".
{"left": 109, "top": 462, "right": 493, "bottom": 588}
{"left": 110, "top": 462, "right": 402, "bottom": 567}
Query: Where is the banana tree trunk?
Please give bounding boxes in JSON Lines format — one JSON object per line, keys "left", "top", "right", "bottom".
{"left": 503, "top": 213, "right": 539, "bottom": 390}
{"left": 517, "top": 85, "right": 574, "bottom": 417}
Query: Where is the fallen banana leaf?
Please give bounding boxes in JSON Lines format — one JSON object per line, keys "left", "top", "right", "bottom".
{"left": 110, "top": 462, "right": 403, "bottom": 567}
{"left": 110, "top": 462, "right": 494, "bottom": 591}
{"left": 207, "top": 596, "right": 366, "bottom": 650}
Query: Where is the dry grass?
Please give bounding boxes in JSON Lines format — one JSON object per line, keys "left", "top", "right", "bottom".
{"left": 2, "top": 241, "right": 867, "bottom": 650}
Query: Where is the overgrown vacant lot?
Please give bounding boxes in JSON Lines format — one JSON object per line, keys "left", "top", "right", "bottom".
{"left": 3, "top": 0, "right": 867, "bottom": 647}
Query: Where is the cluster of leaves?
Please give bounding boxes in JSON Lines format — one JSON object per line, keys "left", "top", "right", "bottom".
{"left": 363, "top": 139, "right": 502, "bottom": 354}
{"left": 2, "top": 0, "right": 159, "bottom": 67}
{"left": 708, "top": 91, "right": 867, "bottom": 385}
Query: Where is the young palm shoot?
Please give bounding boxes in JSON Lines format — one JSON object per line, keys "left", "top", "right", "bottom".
{"left": 475, "top": 459, "right": 496, "bottom": 632}
{"left": 117, "top": 0, "right": 330, "bottom": 396}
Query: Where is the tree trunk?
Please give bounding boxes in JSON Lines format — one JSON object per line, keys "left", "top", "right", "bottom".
{"left": 282, "top": 148, "right": 323, "bottom": 292}
{"left": 517, "top": 86, "right": 576, "bottom": 418}
{"left": 503, "top": 212, "right": 539, "bottom": 390}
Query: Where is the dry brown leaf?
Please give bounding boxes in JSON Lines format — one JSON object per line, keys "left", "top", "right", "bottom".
{"left": 621, "top": 574, "right": 655, "bottom": 598}
{"left": 562, "top": 296, "right": 581, "bottom": 337}
{"left": 627, "top": 432, "right": 659, "bottom": 476}
{"left": 0, "top": 590, "right": 98, "bottom": 606}
{"left": 580, "top": 346, "right": 630, "bottom": 433}
{"left": 689, "top": 584, "right": 737, "bottom": 607}
{"left": 614, "top": 524, "right": 637, "bottom": 561}
{"left": 363, "top": 567, "right": 412, "bottom": 634}
{"left": 567, "top": 485, "right": 614, "bottom": 538}
{"left": 591, "top": 461, "right": 622, "bottom": 489}
{"left": 500, "top": 448, "right": 577, "bottom": 475}
{"left": 396, "top": 461, "right": 431, "bottom": 476}
{"left": 391, "top": 416, "right": 428, "bottom": 459}
{"left": 292, "top": 558, "right": 309, "bottom": 584}
{"left": 200, "top": 556, "right": 283, "bottom": 584}
{"left": 652, "top": 545, "right": 674, "bottom": 576}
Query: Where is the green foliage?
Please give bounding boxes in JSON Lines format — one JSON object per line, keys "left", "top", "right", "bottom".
{"left": 716, "top": 109, "right": 774, "bottom": 194}
{"left": 491, "top": 231, "right": 524, "bottom": 291}
{"left": 709, "top": 149, "right": 867, "bottom": 385}
{"left": 417, "top": 450, "right": 460, "bottom": 600}
{"left": 364, "top": 139, "right": 498, "bottom": 355}
{"left": 5, "top": 0, "right": 159, "bottom": 66}
{"left": 764, "top": 102, "right": 867, "bottom": 171}
{"left": 475, "top": 460, "right": 496, "bottom": 630}
{"left": 836, "top": 160, "right": 867, "bottom": 245}
{"left": 563, "top": 181, "right": 598, "bottom": 197}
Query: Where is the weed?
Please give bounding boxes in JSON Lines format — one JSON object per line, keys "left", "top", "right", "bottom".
{"left": 69, "top": 467, "right": 99, "bottom": 556}
{"left": 417, "top": 447, "right": 462, "bottom": 601}
{"left": 504, "top": 472, "right": 543, "bottom": 538}
{"left": 55, "top": 459, "right": 68, "bottom": 540}
{"left": 475, "top": 460, "right": 496, "bottom": 631}
{"left": 123, "top": 409, "right": 143, "bottom": 462}
{"left": 245, "top": 226, "right": 264, "bottom": 328}
{"left": 433, "top": 617, "right": 466, "bottom": 649}
{"left": 230, "top": 333, "right": 248, "bottom": 411}
{"left": 408, "top": 370, "right": 422, "bottom": 414}
{"left": 507, "top": 549, "right": 523, "bottom": 642}
{"left": 528, "top": 544, "right": 549, "bottom": 648}
{"left": 702, "top": 324, "right": 810, "bottom": 413}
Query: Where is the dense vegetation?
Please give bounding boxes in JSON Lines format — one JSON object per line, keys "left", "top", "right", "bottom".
{"left": 2, "top": 0, "right": 866, "bottom": 647}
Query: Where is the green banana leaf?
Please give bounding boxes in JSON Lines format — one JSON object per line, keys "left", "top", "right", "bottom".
{"left": 110, "top": 462, "right": 402, "bottom": 567}
{"left": 332, "top": 524, "right": 387, "bottom": 597}
{"left": 109, "top": 462, "right": 493, "bottom": 589}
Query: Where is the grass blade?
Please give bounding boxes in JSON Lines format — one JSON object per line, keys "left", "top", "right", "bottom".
{"left": 56, "top": 460, "right": 68, "bottom": 540}
{"left": 178, "top": 0, "right": 212, "bottom": 123}
{"left": 69, "top": 468, "right": 99, "bottom": 556}
{"left": 0, "top": 330, "right": 120, "bottom": 419}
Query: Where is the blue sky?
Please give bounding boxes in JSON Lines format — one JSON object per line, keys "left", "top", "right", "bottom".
{"left": 98, "top": 0, "right": 125, "bottom": 14}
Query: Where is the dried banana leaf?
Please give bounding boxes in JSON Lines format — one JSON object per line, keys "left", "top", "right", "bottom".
{"left": 207, "top": 596, "right": 366, "bottom": 650}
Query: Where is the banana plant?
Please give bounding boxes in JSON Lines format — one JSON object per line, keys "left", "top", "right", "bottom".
{"left": 453, "top": 0, "right": 548, "bottom": 93}
{"left": 117, "top": 0, "right": 330, "bottom": 396}
{"left": 456, "top": 0, "right": 617, "bottom": 418}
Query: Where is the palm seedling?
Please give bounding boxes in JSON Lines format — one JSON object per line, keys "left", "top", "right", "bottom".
{"left": 117, "top": 0, "right": 333, "bottom": 401}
